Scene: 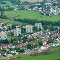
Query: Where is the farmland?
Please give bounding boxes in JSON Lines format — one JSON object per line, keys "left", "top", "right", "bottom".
{"left": 4, "top": 10, "right": 60, "bottom": 22}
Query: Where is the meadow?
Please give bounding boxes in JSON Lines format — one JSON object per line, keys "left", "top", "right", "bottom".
{"left": 0, "top": 18, "right": 23, "bottom": 25}
{"left": 4, "top": 10, "right": 60, "bottom": 22}
{"left": 11, "top": 53, "right": 60, "bottom": 60}
{"left": 10, "top": 46, "right": 60, "bottom": 60}
{"left": 0, "top": 1, "right": 13, "bottom": 6}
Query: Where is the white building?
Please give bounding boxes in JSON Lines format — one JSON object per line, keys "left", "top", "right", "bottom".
{"left": 35, "top": 23, "right": 43, "bottom": 30}
{"left": 14, "top": 27, "right": 21, "bottom": 36}
{"left": 0, "top": 31, "right": 7, "bottom": 40}
{"left": 0, "top": 23, "right": 4, "bottom": 29}
{"left": 50, "top": 8, "right": 59, "bottom": 15}
{"left": 25, "top": 25, "right": 33, "bottom": 33}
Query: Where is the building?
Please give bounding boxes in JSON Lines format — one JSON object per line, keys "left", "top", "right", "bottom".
{"left": 0, "top": 31, "right": 7, "bottom": 40}
{"left": 0, "top": 23, "right": 4, "bottom": 29}
{"left": 14, "top": 27, "right": 21, "bottom": 36}
{"left": 25, "top": 25, "right": 33, "bottom": 33}
{"left": 35, "top": 23, "right": 43, "bottom": 30}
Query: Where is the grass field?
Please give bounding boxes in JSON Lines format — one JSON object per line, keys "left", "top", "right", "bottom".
{"left": 0, "top": 18, "right": 23, "bottom": 25}
{"left": 11, "top": 53, "right": 60, "bottom": 60}
{"left": 0, "top": 1, "right": 13, "bottom": 6}
{"left": 10, "top": 46, "right": 60, "bottom": 60}
{"left": 4, "top": 10, "right": 60, "bottom": 22}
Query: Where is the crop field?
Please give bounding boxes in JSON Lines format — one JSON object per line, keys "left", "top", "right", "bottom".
{"left": 4, "top": 10, "right": 60, "bottom": 22}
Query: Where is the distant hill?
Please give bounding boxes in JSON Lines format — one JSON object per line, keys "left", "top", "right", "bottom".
{"left": 21, "top": 0, "right": 43, "bottom": 2}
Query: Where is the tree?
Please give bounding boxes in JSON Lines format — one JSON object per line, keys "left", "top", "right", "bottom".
{"left": 47, "top": 38, "right": 54, "bottom": 44}
{"left": 22, "top": 36, "right": 27, "bottom": 43}
{"left": 38, "top": 41, "right": 43, "bottom": 46}
{"left": 27, "top": 43, "right": 33, "bottom": 49}
{"left": 2, "top": 39, "right": 9, "bottom": 44}
{"left": 15, "top": 48, "right": 24, "bottom": 53}
{"left": 33, "top": 26, "right": 37, "bottom": 32}
{"left": 0, "top": 0, "right": 2, "bottom": 2}
{"left": 0, "top": 6, "right": 5, "bottom": 18}
{"left": 1, "top": 11, "right": 4, "bottom": 16}
{"left": 17, "top": 0, "right": 20, "bottom": 8}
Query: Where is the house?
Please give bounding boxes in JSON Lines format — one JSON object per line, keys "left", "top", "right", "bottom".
{"left": 0, "top": 50, "right": 6, "bottom": 56}
{"left": 40, "top": 45, "right": 49, "bottom": 50}
{"left": 38, "top": 7, "right": 42, "bottom": 11}
{"left": 10, "top": 49, "right": 16, "bottom": 54}
{"left": 25, "top": 25, "right": 33, "bottom": 33}
{"left": 33, "top": 6, "right": 38, "bottom": 11}
{"left": 52, "top": 38, "right": 60, "bottom": 47}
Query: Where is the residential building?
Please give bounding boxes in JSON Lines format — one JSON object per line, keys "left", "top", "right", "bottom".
{"left": 0, "top": 31, "right": 7, "bottom": 40}
{"left": 0, "top": 23, "right": 4, "bottom": 29}
{"left": 25, "top": 25, "right": 33, "bottom": 33}
{"left": 35, "top": 23, "right": 43, "bottom": 30}
{"left": 14, "top": 27, "right": 21, "bottom": 36}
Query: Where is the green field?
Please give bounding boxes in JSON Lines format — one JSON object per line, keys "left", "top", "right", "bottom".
{"left": 11, "top": 53, "right": 60, "bottom": 60}
{"left": 4, "top": 10, "right": 60, "bottom": 21}
{"left": 10, "top": 46, "right": 60, "bottom": 60}
{"left": 0, "top": 1, "right": 13, "bottom": 6}
{"left": 0, "top": 18, "right": 23, "bottom": 25}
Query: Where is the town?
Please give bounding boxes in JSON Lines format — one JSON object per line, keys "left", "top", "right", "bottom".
{"left": 0, "top": 0, "right": 60, "bottom": 60}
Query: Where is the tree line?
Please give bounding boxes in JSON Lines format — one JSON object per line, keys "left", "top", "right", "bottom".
{"left": 14, "top": 18, "right": 60, "bottom": 26}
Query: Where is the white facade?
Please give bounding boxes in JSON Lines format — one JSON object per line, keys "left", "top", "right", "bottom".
{"left": 26, "top": 25, "right": 33, "bottom": 33}
{"left": 0, "top": 31, "right": 7, "bottom": 40}
{"left": 35, "top": 23, "right": 43, "bottom": 30}
{"left": 14, "top": 28, "right": 21, "bottom": 36}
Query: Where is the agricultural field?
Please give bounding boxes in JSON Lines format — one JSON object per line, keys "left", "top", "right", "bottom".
{"left": 4, "top": 10, "right": 60, "bottom": 22}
